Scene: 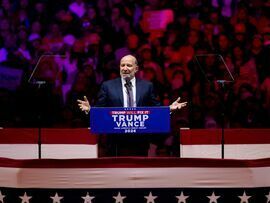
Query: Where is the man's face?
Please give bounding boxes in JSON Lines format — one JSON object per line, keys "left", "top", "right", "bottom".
{"left": 120, "top": 55, "right": 138, "bottom": 79}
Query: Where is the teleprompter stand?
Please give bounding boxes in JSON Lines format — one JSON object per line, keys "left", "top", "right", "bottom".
{"left": 28, "top": 54, "right": 65, "bottom": 158}
{"left": 195, "top": 54, "right": 234, "bottom": 159}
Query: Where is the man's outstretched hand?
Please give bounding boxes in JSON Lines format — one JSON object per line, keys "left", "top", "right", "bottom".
{"left": 78, "top": 96, "right": 187, "bottom": 113}
{"left": 77, "top": 96, "right": 91, "bottom": 114}
{"left": 169, "top": 97, "right": 187, "bottom": 112}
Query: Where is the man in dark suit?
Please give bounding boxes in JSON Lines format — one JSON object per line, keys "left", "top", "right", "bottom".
{"left": 78, "top": 55, "right": 187, "bottom": 156}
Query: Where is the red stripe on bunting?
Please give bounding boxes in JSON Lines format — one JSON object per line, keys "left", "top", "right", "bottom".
{"left": 0, "top": 157, "right": 270, "bottom": 168}
{"left": 180, "top": 129, "right": 270, "bottom": 144}
{"left": 0, "top": 128, "right": 97, "bottom": 144}
{"left": 41, "top": 128, "right": 97, "bottom": 144}
{"left": 0, "top": 128, "right": 38, "bottom": 144}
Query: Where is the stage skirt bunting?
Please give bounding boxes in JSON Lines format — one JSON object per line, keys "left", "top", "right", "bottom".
{"left": 180, "top": 128, "right": 270, "bottom": 159}
{"left": 0, "top": 157, "right": 270, "bottom": 202}
{"left": 0, "top": 128, "right": 97, "bottom": 159}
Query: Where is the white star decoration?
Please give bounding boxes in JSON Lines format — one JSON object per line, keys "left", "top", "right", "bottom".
{"left": 81, "top": 192, "right": 95, "bottom": 203}
{"left": 0, "top": 191, "right": 6, "bottom": 203}
{"left": 207, "top": 192, "right": 220, "bottom": 203}
{"left": 113, "top": 192, "right": 126, "bottom": 203}
{"left": 1, "top": 189, "right": 269, "bottom": 202}
{"left": 266, "top": 191, "right": 270, "bottom": 203}
{"left": 144, "top": 192, "right": 158, "bottom": 203}
{"left": 176, "top": 191, "right": 189, "bottom": 203}
{"left": 50, "top": 192, "right": 63, "bottom": 203}
{"left": 19, "top": 192, "right": 32, "bottom": 203}
{"left": 238, "top": 191, "right": 251, "bottom": 203}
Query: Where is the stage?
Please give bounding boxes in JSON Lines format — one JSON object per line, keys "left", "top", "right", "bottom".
{"left": 1, "top": 128, "right": 270, "bottom": 159}
{"left": 0, "top": 128, "right": 270, "bottom": 202}
{"left": 0, "top": 157, "right": 270, "bottom": 202}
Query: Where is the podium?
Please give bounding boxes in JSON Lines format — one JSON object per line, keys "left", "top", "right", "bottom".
{"left": 90, "top": 107, "right": 171, "bottom": 134}
{"left": 90, "top": 107, "right": 171, "bottom": 156}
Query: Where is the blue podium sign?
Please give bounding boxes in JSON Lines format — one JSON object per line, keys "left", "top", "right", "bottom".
{"left": 90, "top": 107, "right": 170, "bottom": 134}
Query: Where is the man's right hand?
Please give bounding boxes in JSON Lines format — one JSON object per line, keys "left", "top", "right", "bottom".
{"left": 77, "top": 96, "right": 91, "bottom": 114}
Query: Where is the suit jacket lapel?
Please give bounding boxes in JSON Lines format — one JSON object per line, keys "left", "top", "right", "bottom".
{"left": 116, "top": 78, "right": 124, "bottom": 106}
{"left": 136, "top": 78, "right": 142, "bottom": 106}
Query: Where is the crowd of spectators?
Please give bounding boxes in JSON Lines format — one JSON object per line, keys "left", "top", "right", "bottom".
{"left": 0, "top": 0, "right": 270, "bottom": 133}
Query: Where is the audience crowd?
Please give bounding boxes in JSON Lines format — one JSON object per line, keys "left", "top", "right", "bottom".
{"left": 0, "top": 0, "right": 270, "bottom": 133}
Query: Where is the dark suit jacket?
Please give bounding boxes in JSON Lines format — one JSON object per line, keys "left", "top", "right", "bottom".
{"left": 94, "top": 77, "right": 161, "bottom": 156}
{"left": 95, "top": 78, "right": 160, "bottom": 156}
{"left": 95, "top": 77, "right": 161, "bottom": 107}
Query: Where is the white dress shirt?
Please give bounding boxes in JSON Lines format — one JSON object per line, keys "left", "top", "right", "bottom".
{"left": 121, "top": 77, "right": 136, "bottom": 107}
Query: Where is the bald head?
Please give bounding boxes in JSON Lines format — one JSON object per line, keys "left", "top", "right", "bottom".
{"left": 120, "top": 55, "right": 138, "bottom": 66}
